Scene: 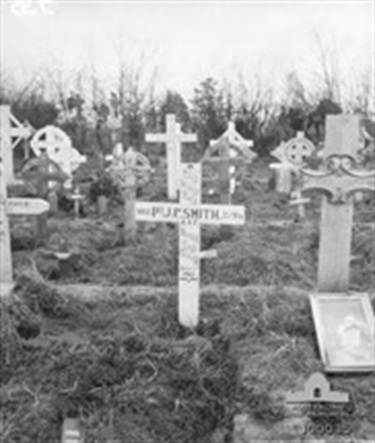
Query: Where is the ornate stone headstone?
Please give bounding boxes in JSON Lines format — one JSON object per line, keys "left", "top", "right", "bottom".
{"left": 107, "top": 146, "right": 152, "bottom": 242}
{"left": 30, "top": 125, "right": 86, "bottom": 189}
{"left": 146, "top": 114, "right": 197, "bottom": 200}
{"left": 0, "top": 105, "right": 34, "bottom": 184}
{"left": 136, "top": 163, "right": 246, "bottom": 328}
{"left": 203, "top": 122, "right": 256, "bottom": 204}
{"left": 300, "top": 115, "right": 375, "bottom": 292}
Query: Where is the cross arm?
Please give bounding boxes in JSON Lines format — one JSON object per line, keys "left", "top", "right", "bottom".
{"left": 301, "top": 168, "right": 375, "bottom": 204}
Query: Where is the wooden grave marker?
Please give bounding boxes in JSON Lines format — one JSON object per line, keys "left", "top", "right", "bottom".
{"left": 300, "top": 115, "right": 375, "bottom": 292}
{"left": 0, "top": 155, "right": 50, "bottom": 298}
{"left": 136, "top": 163, "right": 246, "bottom": 328}
{"left": 107, "top": 146, "right": 152, "bottom": 243}
{"left": 30, "top": 125, "right": 86, "bottom": 189}
{"left": 203, "top": 121, "right": 256, "bottom": 204}
{"left": 0, "top": 105, "right": 34, "bottom": 184}
{"left": 146, "top": 114, "right": 197, "bottom": 200}
{"left": 21, "top": 150, "right": 69, "bottom": 237}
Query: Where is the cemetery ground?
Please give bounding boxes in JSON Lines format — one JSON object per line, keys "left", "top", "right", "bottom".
{"left": 1, "top": 158, "right": 374, "bottom": 442}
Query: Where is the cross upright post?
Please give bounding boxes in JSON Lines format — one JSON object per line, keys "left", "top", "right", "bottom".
{"left": 300, "top": 115, "right": 375, "bottom": 292}
{"left": 1, "top": 105, "right": 34, "bottom": 184}
{"left": 146, "top": 114, "right": 197, "bottom": 200}
{"left": 0, "top": 156, "right": 50, "bottom": 297}
{"left": 136, "top": 163, "right": 246, "bottom": 328}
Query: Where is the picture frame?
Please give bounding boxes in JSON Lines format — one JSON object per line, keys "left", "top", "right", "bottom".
{"left": 310, "top": 293, "right": 375, "bottom": 373}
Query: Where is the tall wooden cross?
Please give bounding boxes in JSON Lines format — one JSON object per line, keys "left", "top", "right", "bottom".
{"left": 1, "top": 105, "right": 34, "bottom": 184}
{"left": 203, "top": 122, "right": 256, "bottom": 204}
{"left": 107, "top": 146, "right": 152, "bottom": 243}
{"left": 136, "top": 163, "right": 245, "bottom": 328}
{"left": 300, "top": 115, "right": 375, "bottom": 292}
{"left": 0, "top": 156, "right": 50, "bottom": 297}
{"left": 145, "top": 114, "right": 197, "bottom": 200}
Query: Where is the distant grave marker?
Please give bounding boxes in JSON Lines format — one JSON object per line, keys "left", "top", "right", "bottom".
{"left": 136, "top": 163, "right": 246, "bottom": 328}
{"left": 107, "top": 146, "right": 152, "bottom": 242}
{"left": 30, "top": 125, "right": 86, "bottom": 189}
{"left": 270, "top": 131, "right": 315, "bottom": 194}
{"left": 71, "top": 186, "right": 84, "bottom": 218}
{"left": 22, "top": 149, "right": 69, "bottom": 237}
{"left": 146, "top": 114, "right": 197, "bottom": 200}
{"left": 0, "top": 105, "right": 34, "bottom": 184}
{"left": 0, "top": 155, "right": 49, "bottom": 297}
{"left": 300, "top": 115, "right": 375, "bottom": 292}
{"left": 203, "top": 122, "right": 256, "bottom": 204}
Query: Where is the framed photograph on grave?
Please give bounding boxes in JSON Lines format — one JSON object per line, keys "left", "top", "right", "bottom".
{"left": 310, "top": 293, "right": 375, "bottom": 373}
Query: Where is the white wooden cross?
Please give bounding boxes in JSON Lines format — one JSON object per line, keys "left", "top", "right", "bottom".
{"left": 0, "top": 156, "right": 50, "bottom": 298}
{"left": 300, "top": 115, "right": 375, "bottom": 292}
{"left": 203, "top": 121, "right": 256, "bottom": 204}
{"left": 107, "top": 146, "right": 152, "bottom": 242}
{"left": 136, "top": 163, "right": 246, "bottom": 328}
{"left": 270, "top": 131, "right": 316, "bottom": 194}
{"left": 1, "top": 105, "right": 34, "bottom": 184}
{"left": 30, "top": 125, "right": 86, "bottom": 189}
{"left": 145, "top": 114, "right": 197, "bottom": 200}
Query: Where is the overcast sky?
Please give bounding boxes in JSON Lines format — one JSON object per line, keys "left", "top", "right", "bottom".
{"left": 1, "top": 1, "right": 373, "bottom": 100}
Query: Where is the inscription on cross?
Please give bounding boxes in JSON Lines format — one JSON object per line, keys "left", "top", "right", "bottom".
{"left": 146, "top": 114, "right": 197, "bottom": 200}
{"left": 107, "top": 146, "right": 152, "bottom": 243}
{"left": 1, "top": 105, "right": 34, "bottom": 184}
{"left": 136, "top": 163, "right": 245, "bottom": 328}
{"left": 300, "top": 115, "right": 375, "bottom": 292}
{"left": 203, "top": 122, "right": 256, "bottom": 204}
{"left": 0, "top": 153, "right": 50, "bottom": 297}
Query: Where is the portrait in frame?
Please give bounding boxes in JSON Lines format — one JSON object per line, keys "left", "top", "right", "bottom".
{"left": 310, "top": 293, "right": 375, "bottom": 373}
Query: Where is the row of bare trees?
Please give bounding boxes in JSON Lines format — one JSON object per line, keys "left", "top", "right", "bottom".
{"left": 1, "top": 36, "right": 373, "bottom": 158}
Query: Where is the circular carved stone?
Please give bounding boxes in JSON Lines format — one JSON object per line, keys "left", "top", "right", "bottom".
{"left": 284, "top": 136, "right": 315, "bottom": 166}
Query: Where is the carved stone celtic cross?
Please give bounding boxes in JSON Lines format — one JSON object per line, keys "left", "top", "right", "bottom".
{"left": 300, "top": 115, "right": 375, "bottom": 292}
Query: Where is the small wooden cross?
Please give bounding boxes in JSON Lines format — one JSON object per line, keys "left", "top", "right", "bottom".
{"left": 136, "top": 163, "right": 246, "bottom": 328}
{"left": 107, "top": 146, "right": 152, "bottom": 243}
{"left": 71, "top": 186, "right": 84, "bottom": 218}
{"left": 146, "top": 114, "right": 197, "bottom": 200}
{"left": 21, "top": 150, "right": 69, "bottom": 237}
{"left": 270, "top": 131, "right": 315, "bottom": 194}
{"left": 0, "top": 156, "right": 50, "bottom": 297}
{"left": 30, "top": 125, "right": 86, "bottom": 189}
{"left": 0, "top": 105, "right": 34, "bottom": 184}
{"left": 300, "top": 115, "right": 375, "bottom": 292}
{"left": 203, "top": 121, "right": 256, "bottom": 204}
